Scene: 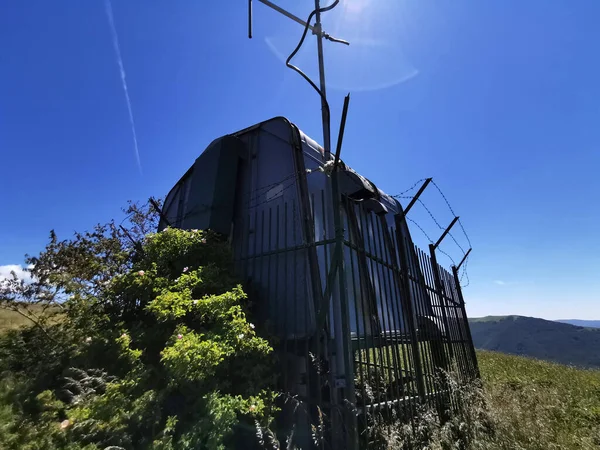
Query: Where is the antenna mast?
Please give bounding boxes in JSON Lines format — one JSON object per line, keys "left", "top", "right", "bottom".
{"left": 247, "top": 4, "right": 356, "bottom": 448}
{"left": 248, "top": 0, "right": 349, "bottom": 158}
{"left": 314, "top": 0, "right": 330, "bottom": 157}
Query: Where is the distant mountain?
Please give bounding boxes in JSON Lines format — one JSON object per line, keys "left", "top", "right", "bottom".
{"left": 468, "top": 315, "right": 600, "bottom": 368}
{"left": 556, "top": 319, "right": 600, "bottom": 329}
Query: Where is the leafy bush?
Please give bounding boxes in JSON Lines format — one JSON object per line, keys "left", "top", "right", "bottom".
{"left": 0, "top": 203, "right": 278, "bottom": 450}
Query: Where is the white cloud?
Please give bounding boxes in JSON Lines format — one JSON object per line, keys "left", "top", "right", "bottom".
{"left": 493, "top": 280, "right": 506, "bottom": 286}
{"left": 0, "top": 264, "right": 33, "bottom": 283}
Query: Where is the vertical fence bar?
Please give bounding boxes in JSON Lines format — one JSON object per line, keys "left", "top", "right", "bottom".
{"left": 282, "top": 202, "right": 289, "bottom": 407}
{"left": 452, "top": 266, "right": 480, "bottom": 379}
{"left": 358, "top": 206, "right": 386, "bottom": 416}
{"left": 394, "top": 216, "right": 426, "bottom": 402}
{"left": 388, "top": 229, "right": 417, "bottom": 418}
{"left": 441, "top": 270, "right": 464, "bottom": 377}
{"left": 348, "top": 200, "right": 380, "bottom": 441}
{"left": 444, "top": 269, "right": 469, "bottom": 379}
{"left": 417, "top": 248, "right": 447, "bottom": 412}
{"left": 428, "top": 245, "right": 455, "bottom": 362}
{"left": 346, "top": 203, "right": 369, "bottom": 442}
{"left": 310, "top": 192, "right": 327, "bottom": 450}
{"left": 368, "top": 212, "right": 396, "bottom": 414}
{"left": 377, "top": 216, "right": 407, "bottom": 417}
{"left": 267, "top": 207, "right": 273, "bottom": 328}
{"left": 406, "top": 245, "right": 435, "bottom": 408}
{"left": 427, "top": 245, "right": 457, "bottom": 414}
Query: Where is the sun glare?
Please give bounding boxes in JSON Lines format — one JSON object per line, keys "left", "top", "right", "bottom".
{"left": 343, "top": 0, "right": 371, "bottom": 15}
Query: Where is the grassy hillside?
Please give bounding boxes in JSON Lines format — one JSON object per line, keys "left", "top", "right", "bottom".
{"left": 0, "top": 308, "right": 36, "bottom": 330}
{"left": 2, "top": 316, "right": 598, "bottom": 448}
{"left": 469, "top": 315, "right": 600, "bottom": 368}
{"left": 477, "top": 350, "right": 600, "bottom": 449}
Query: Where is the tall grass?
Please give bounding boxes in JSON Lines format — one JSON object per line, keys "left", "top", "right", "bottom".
{"left": 478, "top": 350, "right": 600, "bottom": 449}
{"left": 365, "top": 350, "right": 600, "bottom": 449}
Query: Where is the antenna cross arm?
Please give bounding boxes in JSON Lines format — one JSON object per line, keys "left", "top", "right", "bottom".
{"left": 252, "top": 0, "right": 349, "bottom": 45}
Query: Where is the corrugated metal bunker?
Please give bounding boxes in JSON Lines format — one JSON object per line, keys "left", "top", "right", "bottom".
{"left": 159, "top": 117, "right": 478, "bottom": 449}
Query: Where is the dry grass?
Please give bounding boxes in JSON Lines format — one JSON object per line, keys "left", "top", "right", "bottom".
{"left": 0, "top": 308, "right": 36, "bottom": 331}
{"left": 0, "top": 305, "right": 62, "bottom": 332}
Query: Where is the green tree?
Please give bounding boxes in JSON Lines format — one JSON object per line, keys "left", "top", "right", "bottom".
{"left": 0, "top": 201, "right": 278, "bottom": 450}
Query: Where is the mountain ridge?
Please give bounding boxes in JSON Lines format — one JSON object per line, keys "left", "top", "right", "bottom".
{"left": 468, "top": 315, "right": 600, "bottom": 368}
{"left": 555, "top": 319, "right": 600, "bottom": 328}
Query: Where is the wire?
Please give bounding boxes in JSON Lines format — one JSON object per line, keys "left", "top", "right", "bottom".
{"left": 437, "top": 248, "right": 457, "bottom": 268}
{"left": 459, "top": 254, "right": 470, "bottom": 288}
{"left": 403, "top": 196, "right": 467, "bottom": 255}
{"left": 244, "top": 172, "right": 300, "bottom": 207}
{"left": 391, "top": 178, "right": 427, "bottom": 198}
{"left": 407, "top": 217, "right": 457, "bottom": 270}
{"left": 430, "top": 179, "right": 473, "bottom": 250}
{"left": 400, "top": 180, "right": 470, "bottom": 281}
{"left": 248, "top": 176, "right": 299, "bottom": 209}
{"left": 406, "top": 217, "right": 433, "bottom": 244}
{"left": 458, "top": 218, "right": 472, "bottom": 249}
{"left": 430, "top": 180, "right": 456, "bottom": 216}
{"left": 285, "top": 1, "right": 340, "bottom": 152}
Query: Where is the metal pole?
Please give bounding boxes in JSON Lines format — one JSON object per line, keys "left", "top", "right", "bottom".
{"left": 401, "top": 178, "right": 432, "bottom": 217}
{"left": 314, "top": 0, "right": 331, "bottom": 158}
{"left": 333, "top": 94, "right": 350, "bottom": 170}
{"left": 248, "top": 0, "right": 253, "bottom": 38}
{"left": 312, "top": 2, "right": 354, "bottom": 446}
{"left": 456, "top": 248, "right": 472, "bottom": 271}
{"left": 258, "top": 0, "right": 318, "bottom": 33}
{"left": 433, "top": 216, "right": 459, "bottom": 250}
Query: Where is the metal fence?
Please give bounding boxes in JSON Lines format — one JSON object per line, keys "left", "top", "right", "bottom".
{"left": 232, "top": 190, "right": 478, "bottom": 449}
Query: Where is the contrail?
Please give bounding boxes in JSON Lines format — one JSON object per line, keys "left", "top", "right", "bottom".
{"left": 104, "top": 0, "right": 142, "bottom": 174}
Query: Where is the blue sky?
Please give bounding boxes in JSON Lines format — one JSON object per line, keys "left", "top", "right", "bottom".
{"left": 1, "top": 0, "right": 599, "bottom": 320}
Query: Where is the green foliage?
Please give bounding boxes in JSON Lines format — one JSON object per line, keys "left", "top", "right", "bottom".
{"left": 0, "top": 203, "right": 277, "bottom": 449}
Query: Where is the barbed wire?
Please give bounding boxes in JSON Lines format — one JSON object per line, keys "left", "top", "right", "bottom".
{"left": 458, "top": 218, "right": 472, "bottom": 249}
{"left": 406, "top": 217, "right": 433, "bottom": 244}
{"left": 247, "top": 176, "right": 299, "bottom": 210}
{"left": 430, "top": 180, "right": 456, "bottom": 216}
{"left": 459, "top": 254, "right": 470, "bottom": 288}
{"left": 391, "top": 178, "right": 427, "bottom": 198}
{"left": 430, "top": 180, "right": 473, "bottom": 251}
{"left": 437, "top": 248, "right": 457, "bottom": 268}
{"left": 406, "top": 217, "right": 457, "bottom": 267}
{"left": 244, "top": 172, "right": 300, "bottom": 206}
{"left": 399, "top": 194, "right": 468, "bottom": 256}
{"left": 395, "top": 178, "right": 472, "bottom": 288}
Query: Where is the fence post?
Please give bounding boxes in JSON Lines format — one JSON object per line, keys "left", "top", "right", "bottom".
{"left": 327, "top": 95, "right": 358, "bottom": 449}
{"left": 451, "top": 265, "right": 480, "bottom": 379}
